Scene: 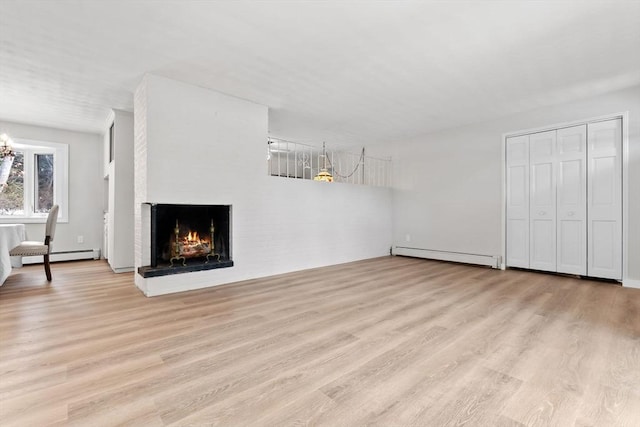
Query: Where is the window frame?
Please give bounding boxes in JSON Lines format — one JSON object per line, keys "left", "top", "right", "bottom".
{"left": 0, "top": 138, "right": 68, "bottom": 223}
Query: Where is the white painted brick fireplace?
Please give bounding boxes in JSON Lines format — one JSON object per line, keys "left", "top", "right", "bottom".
{"left": 134, "top": 74, "right": 392, "bottom": 296}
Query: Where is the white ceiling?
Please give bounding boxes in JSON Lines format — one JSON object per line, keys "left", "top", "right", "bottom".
{"left": 1, "top": 0, "right": 639, "bottom": 145}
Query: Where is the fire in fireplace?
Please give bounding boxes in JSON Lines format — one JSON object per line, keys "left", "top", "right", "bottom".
{"left": 169, "top": 218, "right": 219, "bottom": 266}
{"left": 138, "top": 203, "right": 233, "bottom": 278}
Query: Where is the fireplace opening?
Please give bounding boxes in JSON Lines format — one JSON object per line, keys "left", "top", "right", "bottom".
{"left": 138, "top": 203, "right": 233, "bottom": 278}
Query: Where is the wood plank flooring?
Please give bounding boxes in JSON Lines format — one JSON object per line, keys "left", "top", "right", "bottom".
{"left": 1, "top": 256, "right": 639, "bottom": 426}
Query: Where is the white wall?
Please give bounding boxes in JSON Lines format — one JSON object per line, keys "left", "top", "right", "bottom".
{"left": 104, "top": 110, "right": 135, "bottom": 272}
{"left": 391, "top": 85, "right": 640, "bottom": 284}
{"left": 135, "top": 75, "right": 392, "bottom": 296}
{"left": 0, "top": 120, "right": 104, "bottom": 254}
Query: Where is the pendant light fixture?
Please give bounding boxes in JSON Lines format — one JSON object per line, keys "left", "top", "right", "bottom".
{"left": 313, "top": 142, "right": 333, "bottom": 182}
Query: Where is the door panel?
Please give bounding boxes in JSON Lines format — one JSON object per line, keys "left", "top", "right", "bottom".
{"left": 506, "top": 135, "right": 529, "bottom": 268}
{"left": 529, "top": 130, "right": 556, "bottom": 272}
{"left": 531, "top": 219, "right": 555, "bottom": 269}
{"left": 587, "top": 119, "right": 622, "bottom": 279}
{"left": 591, "top": 157, "right": 615, "bottom": 206}
{"left": 507, "top": 219, "right": 528, "bottom": 267}
{"left": 559, "top": 220, "right": 583, "bottom": 270}
{"left": 509, "top": 165, "right": 527, "bottom": 207}
{"left": 558, "top": 160, "right": 581, "bottom": 206}
{"left": 556, "top": 125, "right": 586, "bottom": 274}
{"left": 507, "top": 138, "right": 528, "bottom": 163}
{"left": 532, "top": 163, "right": 554, "bottom": 206}
{"left": 591, "top": 221, "right": 616, "bottom": 271}
{"left": 558, "top": 132, "right": 582, "bottom": 154}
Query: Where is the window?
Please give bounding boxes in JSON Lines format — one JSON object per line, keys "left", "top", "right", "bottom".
{"left": 0, "top": 139, "right": 68, "bottom": 222}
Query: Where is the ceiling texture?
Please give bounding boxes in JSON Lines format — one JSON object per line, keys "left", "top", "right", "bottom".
{"left": 0, "top": 0, "right": 639, "bottom": 146}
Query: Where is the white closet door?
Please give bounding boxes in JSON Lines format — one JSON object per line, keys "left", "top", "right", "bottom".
{"left": 529, "top": 130, "right": 556, "bottom": 272}
{"left": 588, "top": 119, "right": 622, "bottom": 279}
{"left": 556, "top": 125, "right": 587, "bottom": 275}
{"left": 506, "top": 135, "right": 529, "bottom": 268}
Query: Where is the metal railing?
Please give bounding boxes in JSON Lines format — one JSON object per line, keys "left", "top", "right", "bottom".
{"left": 267, "top": 138, "right": 391, "bottom": 187}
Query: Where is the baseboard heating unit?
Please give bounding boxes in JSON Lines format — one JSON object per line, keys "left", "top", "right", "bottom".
{"left": 393, "top": 246, "right": 501, "bottom": 269}
{"left": 22, "top": 249, "right": 101, "bottom": 265}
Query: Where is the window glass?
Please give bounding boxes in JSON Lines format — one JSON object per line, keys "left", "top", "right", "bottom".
{"left": 35, "top": 153, "right": 54, "bottom": 213}
{"left": 0, "top": 151, "right": 25, "bottom": 215}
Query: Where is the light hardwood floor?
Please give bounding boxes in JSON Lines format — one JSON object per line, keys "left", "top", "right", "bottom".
{"left": 1, "top": 257, "right": 639, "bottom": 426}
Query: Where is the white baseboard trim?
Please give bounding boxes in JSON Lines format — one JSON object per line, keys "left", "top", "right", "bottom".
{"left": 393, "top": 246, "right": 501, "bottom": 268}
{"left": 21, "top": 249, "right": 101, "bottom": 265}
{"left": 623, "top": 278, "right": 640, "bottom": 289}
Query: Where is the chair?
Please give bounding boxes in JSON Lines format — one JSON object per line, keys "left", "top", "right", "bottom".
{"left": 10, "top": 205, "right": 59, "bottom": 281}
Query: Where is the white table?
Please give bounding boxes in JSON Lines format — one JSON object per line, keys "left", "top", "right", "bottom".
{"left": 0, "top": 224, "right": 26, "bottom": 285}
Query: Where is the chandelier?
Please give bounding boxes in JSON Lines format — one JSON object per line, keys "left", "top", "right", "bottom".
{"left": 313, "top": 142, "right": 334, "bottom": 182}
{"left": 0, "top": 133, "right": 14, "bottom": 158}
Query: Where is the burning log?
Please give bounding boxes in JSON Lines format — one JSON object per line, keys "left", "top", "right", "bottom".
{"left": 177, "top": 231, "right": 211, "bottom": 258}
{"left": 169, "top": 219, "right": 220, "bottom": 266}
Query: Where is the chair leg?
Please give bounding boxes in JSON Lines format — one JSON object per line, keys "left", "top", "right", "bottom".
{"left": 44, "top": 254, "right": 52, "bottom": 281}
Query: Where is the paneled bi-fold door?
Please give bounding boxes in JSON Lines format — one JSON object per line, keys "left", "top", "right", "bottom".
{"left": 588, "top": 119, "right": 622, "bottom": 279}
{"left": 556, "top": 125, "right": 587, "bottom": 275}
{"left": 529, "top": 130, "right": 557, "bottom": 272}
{"left": 505, "top": 135, "right": 530, "bottom": 268}
{"left": 505, "top": 118, "right": 622, "bottom": 280}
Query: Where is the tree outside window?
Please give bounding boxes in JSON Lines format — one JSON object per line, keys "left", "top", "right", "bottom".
{"left": 35, "top": 153, "right": 54, "bottom": 213}
{"left": 0, "top": 151, "right": 25, "bottom": 215}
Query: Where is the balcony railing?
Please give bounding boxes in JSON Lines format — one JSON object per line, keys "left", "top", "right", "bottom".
{"left": 267, "top": 138, "right": 391, "bottom": 187}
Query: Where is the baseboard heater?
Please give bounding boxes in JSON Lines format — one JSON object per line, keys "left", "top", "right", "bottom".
{"left": 21, "top": 249, "right": 101, "bottom": 265}
{"left": 393, "top": 246, "right": 501, "bottom": 269}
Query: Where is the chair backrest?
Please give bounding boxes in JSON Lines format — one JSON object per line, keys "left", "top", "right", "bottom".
{"left": 46, "top": 205, "right": 60, "bottom": 242}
